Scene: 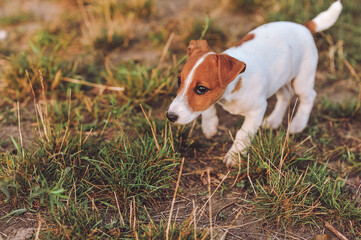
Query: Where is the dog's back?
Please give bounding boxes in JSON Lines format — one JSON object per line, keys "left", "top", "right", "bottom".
{"left": 224, "top": 21, "right": 317, "bottom": 98}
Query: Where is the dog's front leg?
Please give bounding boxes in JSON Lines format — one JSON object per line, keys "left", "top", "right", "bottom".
{"left": 201, "top": 105, "right": 219, "bottom": 139}
{"left": 223, "top": 105, "right": 266, "bottom": 166}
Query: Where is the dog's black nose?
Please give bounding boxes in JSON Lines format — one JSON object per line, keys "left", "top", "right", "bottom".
{"left": 166, "top": 112, "right": 178, "bottom": 122}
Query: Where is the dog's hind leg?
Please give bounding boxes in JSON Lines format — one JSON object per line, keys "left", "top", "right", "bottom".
{"left": 263, "top": 84, "right": 294, "bottom": 129}
{"left": 289, "top": 66, "right": 317, "bottom": 133}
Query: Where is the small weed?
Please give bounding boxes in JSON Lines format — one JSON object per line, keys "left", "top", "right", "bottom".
{"left": 186, "top": 19, "right": 227, "bottom": 49}
{"left": 0, "top": 105, "right": 17, "bottom": 124}
{"left": 342, "top": 148, "right": 361, "bottom": 175}
{"left": 31, "top": 29, "right": 72, "bottom": 50}
{"left": 149, "top": 29, "right": 166, "bottom": 45}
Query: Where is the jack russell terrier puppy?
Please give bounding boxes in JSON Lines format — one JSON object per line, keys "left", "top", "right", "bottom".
{"left": 167, "top": 1, "right": 342, "bottom": 166}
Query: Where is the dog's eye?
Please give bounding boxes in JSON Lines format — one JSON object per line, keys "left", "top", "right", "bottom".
{"left": 177, "top": 76, "right": 181, "bottom": 87}
{"left": 194, "top": 85, "right": 209, "bottom": 95}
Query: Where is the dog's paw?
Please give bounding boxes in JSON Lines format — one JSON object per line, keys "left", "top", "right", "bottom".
{"left": 262, "top": 115, "right": 282, "bottom": 129}
{"left": 223, "top": 151, "right": 239, "bottom": 167}
{"left": 289, "top": 117, "right": 307, "bottom": 133}
{"left": 202, "top": 117, "right": 218, "bottom": 139}
{"left": 203, "top": 127, "right": 218, "bottom": 139}
{"left": 223, "top": 144, "right": 247, "bottom": 167}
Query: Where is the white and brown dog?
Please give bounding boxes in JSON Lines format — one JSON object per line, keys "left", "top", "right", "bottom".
{"left": 167, "top": 1, "right": 342, "bottom": 166}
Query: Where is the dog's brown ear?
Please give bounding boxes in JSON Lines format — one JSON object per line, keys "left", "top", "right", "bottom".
{"left": 187, "top": 40, "right": 211, "bottom": 56}
{"left": 217, "top": 54, "right": 246, "bottom": 87}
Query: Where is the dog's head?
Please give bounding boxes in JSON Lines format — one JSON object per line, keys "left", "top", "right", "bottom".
{"left": 166, "top": 40, "right": 246, "bottom": 124}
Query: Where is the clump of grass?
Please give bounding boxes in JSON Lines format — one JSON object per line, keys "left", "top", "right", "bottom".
{"left": 42, "top": 201, "right": 128, "bottom": 239}
{"left": 102, "top": 61, "right": 176, "bottom": 102}
{"left": 0, "top": 124, "right": 179, "bottom": 208}
{"left": 93, "top": 30, "right": 127, "bottom": 53}
{"left": 117, "top": 0, "right": 154, "bottom": 18}
{"left": 0, "top": 89, "right": 181, "bottom": 238}
{"left": 31, "top": 29, "right": 71, "bottom": 50}
{"left": 2, "top": 41, "right": 78, "bottom": 100}
{"left": 251, "top": 163, "right": 361, "bottom": 234}
{"left": 0, "top": 12, "right": 35, "bottom": 26}
{"left": 241, "top": 129, "right": 361, "bottom": 237}
{"left": 78, "top": 0, "right": 136, "bottom": 55}
{"left": 244, "top": 128, "right": 313, "bottom": 179}
{"left": 251, "top": 167, "right": 318, "bottom": 226}
{"left": 320, "top": 97, "right": 361, "bottom": 119}
{"left": 305, "top": 164, "right": 361, "bottom": 235}
{"left": 85, "top": 133, "right": 179, "bottom": 205}
{"left": 225, "top": 0, "right": 272, "bottom": 13}
{"left": 93, "top": 0, "right": 154, "bottom": 19}
{"left": 1, "top": 128, "right": 180, "bottom": 238}
{"left": 139, "top": 219, "right": 208, "bottom": 239}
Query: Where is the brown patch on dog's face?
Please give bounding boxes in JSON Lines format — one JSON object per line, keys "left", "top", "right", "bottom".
{"left": 177, "top": 40, "right": 212, "bottom": 94}
{"left": 304, "top": 20, "right": 316, "bottom": 33}
{"left": 186, "top": 54, "right": 246, "bottom": 112}
{"left": 231, "top": 77, "right": 242, "bottom": 93}
{"left": 234, "top": 33, "right": 255, "bottom": 47}
{"left": 178, "top": 51, "right": 210, "bottom": 94}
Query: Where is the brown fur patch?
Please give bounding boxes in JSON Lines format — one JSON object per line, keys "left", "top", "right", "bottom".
{"left": 304, "top": 20, "right": 316, "bottom": 33}
{"left": 234, "top": 33, "right": 255, "bottom": 47}
{"left": 186, "top": 55, "right": 225, "bottom": 112}
{"left": 185, "top": 54, "right": 246, "bottom": 112}
{"left": 177, "top": 51, "right": 211, "bottom": 94}
{"left": 231, "top": 77, "right": 242, "bottom": 93}
{"left": 187, "top": 40, "right": 210, "bottom": 56}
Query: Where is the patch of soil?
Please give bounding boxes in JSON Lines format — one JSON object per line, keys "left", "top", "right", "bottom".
{"left": 0, "top": 205, "right": 38, "bottom": 239}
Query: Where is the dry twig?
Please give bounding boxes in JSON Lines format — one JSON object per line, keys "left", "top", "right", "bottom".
{"left": 166, "top": 157, "right": 185, "bottom": 240}
{"left": 325, "top": 222, "right": 349, "bottom": 240}
{"left": 62, "top": 77, "right": 125, "bottom": 92}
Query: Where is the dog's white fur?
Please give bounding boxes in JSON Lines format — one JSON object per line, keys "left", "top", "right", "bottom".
{"left": 168, "top": 1, "right": 342, "bottom": 166}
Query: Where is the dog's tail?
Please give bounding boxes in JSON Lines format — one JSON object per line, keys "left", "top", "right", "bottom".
{"left": 305, "top": 0, "right": 342, "bottom": 33}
